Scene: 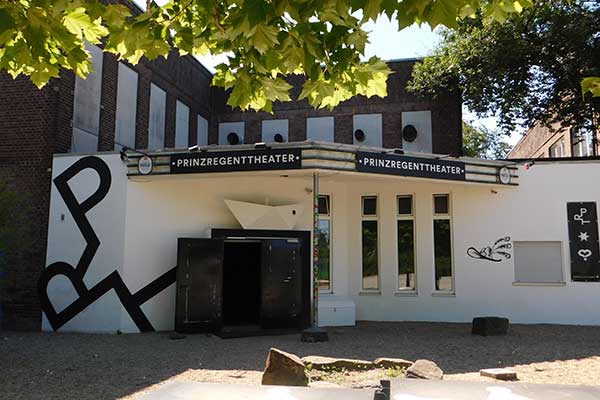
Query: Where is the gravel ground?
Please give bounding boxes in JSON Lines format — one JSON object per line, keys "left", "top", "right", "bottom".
{"left": 2, "top": 322, "right": 600, "bottom": 399}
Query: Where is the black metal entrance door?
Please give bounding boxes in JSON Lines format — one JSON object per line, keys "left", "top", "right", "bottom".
{"left": 175, "top": 238, "right": 224, "bottom": 333}
{"left": 260, "top": 239, "right": 302, "bottom": 329}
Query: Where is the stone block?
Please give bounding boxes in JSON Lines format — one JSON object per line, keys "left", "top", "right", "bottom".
{"left": 480, "top": 368, "right": 518, "bottom": 381}
{"left": 406, "top": 359, "right": 443, "bottom": 380}
{"left": 262, "top": 348, "right": 308, "bottom": 387}
{"left": 472, "top": 317, "right": 509, "bottom": 336}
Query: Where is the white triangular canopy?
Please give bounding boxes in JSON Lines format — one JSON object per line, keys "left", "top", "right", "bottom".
{"left": 224, "top": 199, "right": 304, "bottom": 230}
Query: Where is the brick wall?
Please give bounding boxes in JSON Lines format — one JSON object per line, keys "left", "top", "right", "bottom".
{"left": 508, "top": 122, "right": 571, "bottom": 159}
{"left": 211, "top": 60, "right": 463, "bottom": 156}
{"left": 0, "top": 73, "right": 56, "bottom": 330}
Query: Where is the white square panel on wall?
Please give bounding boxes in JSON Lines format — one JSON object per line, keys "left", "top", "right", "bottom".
{"left": 353, "top": 114, "right": 382, "bottom": 147}
{"left": 114, "top": 63, "right": 138, "bottom": 150}
{"left": 402, "top": 111, "right": 432, "bottom": 153}
{"left": 147, "top": 83, "right": 166, "bottom": 150}
{"left": 175, "top": 101, "right": 190, "bottom": 148}
{"left": 219, "top": 122, "right": 245, "bottom": 145}
{"left": 306, "top": 117, "right": 334, "bottom": 142}
{"left": 513, "top": 241, "right": 564, "bottom": 284}
{"left": 262, "top": 119, "right": 289, "bottom": 142}
{"left": 71, "top": 42, "right": 103, "bottom": 153}
{"left": 197, "top": 115, "right": 208, "bottom": 146}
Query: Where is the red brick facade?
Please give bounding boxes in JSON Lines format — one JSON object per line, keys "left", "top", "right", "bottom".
{"left": 213, "top": 61, "right": 462, "bottom": 155}
{"left": 508, "top": 121, "right": 600, "bottom": 160}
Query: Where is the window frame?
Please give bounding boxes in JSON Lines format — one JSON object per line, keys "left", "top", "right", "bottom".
{"left": 317, "top": 194, "right": 333, "bottom": 293}
{"left": 360, "top": 195, "right": 380, "bottom": 292}
{"left": 432, "top": 193, "right": 455, "bottom": 294}
{"left": 548, "top": 136, "right": 566, "bottom": 158}
{"left": 396, "top": 194, "right": 417, "bottom": 293}
{"left": 570, "top": 127, "right": 594, "bottom": 157}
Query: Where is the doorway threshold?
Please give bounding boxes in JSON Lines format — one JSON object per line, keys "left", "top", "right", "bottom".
{"left": 217, "top": 325, "right": 301, "bottom": 339}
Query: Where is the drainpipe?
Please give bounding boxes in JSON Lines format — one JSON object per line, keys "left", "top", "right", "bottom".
{"left": 301, "top": 172, "right": 328, "bottom": 342}
{"left": 312, "top": 171, "right": 319, "bottom": 328}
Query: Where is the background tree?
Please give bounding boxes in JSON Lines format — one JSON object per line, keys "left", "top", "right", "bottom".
{"left": 0, "top": 0, "right": 533, "bottom": 112}
{"left": 462, "top": 121, "right": 511, "bottom": 159}
{"left": 408, "top": 0, "right": 600, "bottom": 135}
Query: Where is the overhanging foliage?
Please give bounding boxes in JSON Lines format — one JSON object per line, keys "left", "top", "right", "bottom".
{"left": 0, "top": 0, "right": 533, "bottom": 111}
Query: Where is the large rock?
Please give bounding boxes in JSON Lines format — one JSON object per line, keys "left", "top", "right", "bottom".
{"left": 406, "top": 359, "right": 443, "bottom": 380}
{"left": 472, "top": 317, "right": 509, "bottom": 336}
{"left": 373, "top": 357, "right": 413, "bottom": 369}
{"left": 302, "top": 355, "right": 374, "bottom": 371}
{"left": 262, "top": 348, "right": 308, "bottom": 386}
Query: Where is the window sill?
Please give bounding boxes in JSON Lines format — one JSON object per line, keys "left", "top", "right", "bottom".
{"left": 431, "top": 292, "right": 456, "bottom": 297}
{"left": 359, "top": 291, "right": 382, "bottom": 296}
{"left": 512, "top": 282, "right": 566, "bottom": 287}
{"left": 318, "top": 291, "right": 335, "bottom": 296}
{"left": 394, "top": 291, "right": 418, "bottom": 297}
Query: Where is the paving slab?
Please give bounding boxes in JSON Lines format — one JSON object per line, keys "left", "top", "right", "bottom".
{"left": 138, "top": 381, "right": 374, "bottom": 400}
{"left": 138, "top": 380, "right": 600, "bottom": 400}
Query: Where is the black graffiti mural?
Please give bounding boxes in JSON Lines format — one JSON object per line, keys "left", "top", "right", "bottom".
{"left": 38, "top": 156, "right": 176, "bottom": 332}
{"left": 467, "top": 236, "right": 512, "bottom": 262}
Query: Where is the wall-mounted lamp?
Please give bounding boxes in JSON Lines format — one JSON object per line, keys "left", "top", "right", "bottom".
{"left": 524, "top": 160, "right": 535, "bottom": 170}
{"left": 386, "top": 148, "right": 405, "bottom": 155}
{"left": 119, "top": 146, "right": 149, "bottom": 162}
{"left": 254, "top": 142, "right": 270, "bottom": 149}
{"left": 188, "top": 145, "right": 199, "bottom": 153}
{"left": 119, "top": 147, "right": 129, "bottom": 161}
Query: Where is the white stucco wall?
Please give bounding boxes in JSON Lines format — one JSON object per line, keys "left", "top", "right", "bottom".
{"left": 43, "top": 154, "right": 600, "bottom": 333}
{"left": 43, "top": 154, "right": 129, "bottom": 332}
{"left": 347, "top": 162, "right": 600, "bottom": 325}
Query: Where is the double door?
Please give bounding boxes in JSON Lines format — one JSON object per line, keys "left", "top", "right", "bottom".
{"left": 175, "top": 237, "right": 302, "bottom": 333}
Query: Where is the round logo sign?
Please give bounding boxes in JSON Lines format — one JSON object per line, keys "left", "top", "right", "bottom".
{"left": 138, "top": 155, "right": 153, "bottom": 175}
{"left": 498, "top": 166, "right": 511, "bottom": 184}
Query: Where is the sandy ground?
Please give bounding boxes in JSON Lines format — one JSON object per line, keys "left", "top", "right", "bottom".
{"left": 2, "top": 322, "right": 600, "bottom": 399}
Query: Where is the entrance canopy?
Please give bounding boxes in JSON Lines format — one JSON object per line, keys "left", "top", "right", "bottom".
{"left": 124, "top": 141, "right": 519, "bottom": 187}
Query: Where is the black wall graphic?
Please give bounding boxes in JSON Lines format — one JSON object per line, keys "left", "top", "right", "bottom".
{"left": 567, "top": 202, "right": 600, "bottom": 282}
{"left": 38, "top": 156, "right": 176, "bottom": 332}
{"left": 467, "top": 236, "right": 512, "bottom": 262}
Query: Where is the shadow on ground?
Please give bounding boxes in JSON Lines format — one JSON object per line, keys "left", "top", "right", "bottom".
{"left": 1, "top": 321, "right": 599, "bottom": 399}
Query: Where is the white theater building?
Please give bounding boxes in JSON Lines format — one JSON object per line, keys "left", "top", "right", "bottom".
{"left": 41, "top": 141, "right": 600, "bottom": 334}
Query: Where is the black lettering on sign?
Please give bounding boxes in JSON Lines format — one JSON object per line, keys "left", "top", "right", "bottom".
{"left": 356, "top": 151, "right": 466, "bottom": 181}
{"left": 567, "top": 202, "right": 600, "bottom": 282}
{"left": 170, "top": 148, "right": 302, "bottom": 174}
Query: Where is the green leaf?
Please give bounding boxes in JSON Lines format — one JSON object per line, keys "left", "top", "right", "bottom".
{"left": 425, "top": 0, "right": 461, "bottom": 29}
{"left": 361, "top": 0, "right": 382, "bottom": 23}
{"left": 581, "top": 77, "right": 600, "bottom": 98}
{"left": 247, "top": 24, "right": 279, "bottom": 54}
{"left": 261, "top": 77, "right": 292, "bottom": 102}
{"left": 62, "top": 7, "right": 107, "bottom": 44}
{"left": 30, "top": 63, "right": 60, "bottom": 88}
